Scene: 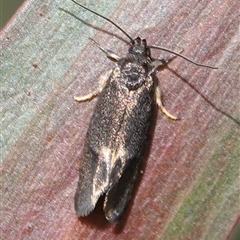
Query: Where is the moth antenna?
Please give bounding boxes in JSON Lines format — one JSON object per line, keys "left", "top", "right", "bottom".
{"left": 71, "top": 0, "right": 217, "bottom": 69}
{"left": 71, "top": 0, "right": 133, "bottom": 42}
{"left": 150, "top": 45, "right": 218, "bottom": 69}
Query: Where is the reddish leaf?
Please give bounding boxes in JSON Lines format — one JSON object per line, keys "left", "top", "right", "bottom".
{"left": 1, "top": 0, "right": 239, "bottom": 239}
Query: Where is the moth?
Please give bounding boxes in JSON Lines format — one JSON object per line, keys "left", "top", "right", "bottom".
{"left": 71, "top": 0, "right": 217, "bottom": 222}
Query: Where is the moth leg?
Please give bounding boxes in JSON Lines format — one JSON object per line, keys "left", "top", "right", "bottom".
{"left": 89, "top": 37, "right": 121, "bottom": 61}
{"left": 74, "top": 70, "right": 111, "bottom": 102}
{"left": 155, "top": 85, "right": 178, "bottom": 120}
{"left": 152, "top": 52, "right": 183, "bottom": 70}
{"left": 152, "top": 51, "right": 183, "bottom": 119}
{"left": 74, "top": 89, "right": 101, "bottom": 102}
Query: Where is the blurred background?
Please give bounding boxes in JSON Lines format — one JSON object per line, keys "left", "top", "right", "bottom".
{"left": 1, "top": 0, "right": 26, "bottom": 29}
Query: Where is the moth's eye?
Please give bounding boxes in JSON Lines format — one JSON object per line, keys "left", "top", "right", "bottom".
{"left": 129, "top": 73, "right": 139, "bottom": 81}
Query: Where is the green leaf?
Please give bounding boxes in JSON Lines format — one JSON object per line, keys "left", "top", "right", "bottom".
{"left": 1, "top": 0, "right": 239, "bottom": 239}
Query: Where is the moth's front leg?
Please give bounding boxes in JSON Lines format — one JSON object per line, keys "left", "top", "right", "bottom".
{"left": 74, "top": 70, "right": 111, "bottom": 102}
{"left": 154, "top": 84, "right": 178, "bottom": 120}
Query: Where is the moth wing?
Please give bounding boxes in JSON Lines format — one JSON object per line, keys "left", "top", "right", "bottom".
{"left": 74, "top": 145, "right": 111, "bottom": 217}
{"left": 103, "top": 155, "right": 143, "bottom": 223}
{"left": 102, "top": 79, "right": 154, "bottom": 222}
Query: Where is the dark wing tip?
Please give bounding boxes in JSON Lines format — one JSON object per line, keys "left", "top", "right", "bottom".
{"left": 74, "top": 191, "right": 96, "bottom": 217}
{"left": 74, "top": 200, "right": 96, "bottom": 217}
{"left": 105, "top": 209, "right": 121, "bottom": 223}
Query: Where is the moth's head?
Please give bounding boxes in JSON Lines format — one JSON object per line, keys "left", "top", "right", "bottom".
{"left": 129, "top": 37, "right": 151, "bottom": 58}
